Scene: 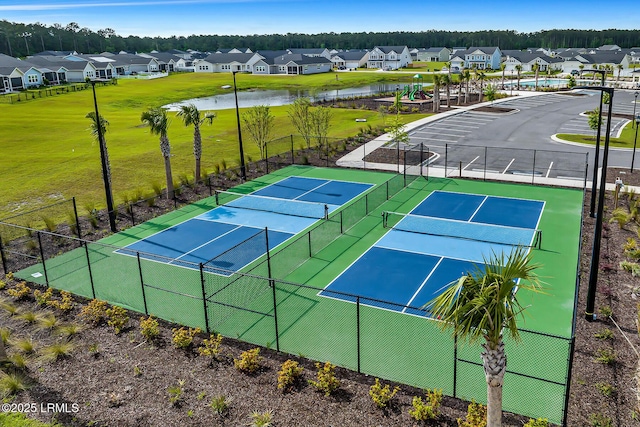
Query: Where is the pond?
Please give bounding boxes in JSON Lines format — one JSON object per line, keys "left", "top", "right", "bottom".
{"left": 163, "top": 83, "right": 427, "bottom": 111}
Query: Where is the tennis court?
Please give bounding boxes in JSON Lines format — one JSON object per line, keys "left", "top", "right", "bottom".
{"left": 115, "top": 176, "right": 372, "bottom": 274}
{"left": 321, "top": 191, "right": 544, "bottom": 314}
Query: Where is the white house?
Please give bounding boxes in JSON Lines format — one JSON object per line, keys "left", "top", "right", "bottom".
{"left": 367, "top": 46, "right": 412, "bottom": 70}
{"left": 451, "top": 47, "right": 502, "bottom": 70}
{"left": 330, "top": 50, "right": 369, "bottom": 69}
{"left": 195, "top": 52, "right": 264, "bottom": 73}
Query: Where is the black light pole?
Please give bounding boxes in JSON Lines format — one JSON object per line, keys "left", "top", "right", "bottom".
{"left": 588, "top": 69, "right": 607, "bottom": 218}
{"left": 633, "top": 114, "right": 640, "bottom": 173}
{"left": 584, "top": 85, "right": 615, "bottom": 321}
{"left": 232, "top": 71, "right": 247, "bottom": 181}
{"left": 90, "top": 80, "right": 116, "bottom": 233}
{"left": 633, "top": 91, "right": 639, "bottom": 129}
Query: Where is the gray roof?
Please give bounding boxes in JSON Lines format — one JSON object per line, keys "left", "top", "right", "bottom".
{"left": 578, "top": 52, "right": 628, "bottom": 65}
{"left": 203, "top": 52, "right": 257, "bottom": 63}
{"left": 333, "top": 51, "right": 368, "bottom": 61}
{"left": 145, "top": 52, "right": 181, "bottom": 63}
{"left": 31, "top": 50, "right": 75, "bottom": 57}
{"left": 0, "top": 53, "right": 38, "bottom": 75}
{"left": 287, "top": 48, "right": 326, "bottom": 55}
{"left": 463, "top": 47, "right": 501, "bottom": 56}
{"left": 273, "top": 54, "right": 331, "bottom": 65}
{"left": 27, "top": 56, "right": 90, "bottom": 71}
{"left": 374, "top": 46, "right": 408, "bottom": 54}
{"left": 504, "top": 51, "right": 563, "bottom": 64}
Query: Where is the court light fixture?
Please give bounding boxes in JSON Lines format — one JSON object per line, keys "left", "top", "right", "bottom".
{"left": 633, "top": 91, "right": 638, "bottom": 129}
{"left": 232, "top": 71, "right": 247, "bottom": 181}
{"left": 575, "top": 84, "right": 615, "bottom": 321}
{"left": 90, "top": 79, "right": 117, "bottom": 233}
{"left": 633, "top": 114, "right": 640, "bottom": 173}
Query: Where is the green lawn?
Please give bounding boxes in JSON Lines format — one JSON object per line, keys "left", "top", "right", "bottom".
{"left": 0, "top": 73, "right": 427, "bottom": 222}
{"left": 557, "top": 120, "right": 639, "bottom": 148}
{"left": 0, "top": 412, "right": 62, "bottom": 427}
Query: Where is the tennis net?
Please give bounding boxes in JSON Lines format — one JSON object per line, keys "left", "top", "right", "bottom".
{"left": 382, "top": 211, "right": 542, "bottom": 249}
{"left": 215, "top": 190, "right": 329, "bottom": 219}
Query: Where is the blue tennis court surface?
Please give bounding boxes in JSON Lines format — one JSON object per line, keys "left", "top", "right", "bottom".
{"left": 321, "top": 191, "right": 544, "bottom": 316}
{"left": 116, "top": 176, "right": 372, "bottom": 274}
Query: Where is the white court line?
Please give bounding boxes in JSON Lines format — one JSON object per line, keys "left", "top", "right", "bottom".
{"left": 172, "top": 225, "right": 242, "bottom": 262}
{"left": 403, "top": 257, "right": 444, "bottom": 312}
{"left": 502, "top": 159, "right": 515, "bottom": 174}
{"left": 546, "top": 162, "right": 554, "bottom": 178}
{"left": 462, "top": 156, "right": 480, "bottom": 171}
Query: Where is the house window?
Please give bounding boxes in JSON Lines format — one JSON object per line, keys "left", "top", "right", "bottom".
{"left": 27, "top": 74, "right": 39, "bottom": 83}
{"left": 256, "top": 66, "right": 265, "bottom": 72}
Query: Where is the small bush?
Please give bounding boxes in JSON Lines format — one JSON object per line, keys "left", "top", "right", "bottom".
{"left": 172, "top": 327, "right": 201, "bottom": 349}
{"left": 277, "top": 360, "right": 304, "bottom": 392}
{"left": 33, "top": 287, "right": 54, "bottom": 306}
{"left": 40, "top": 341, "right": 75, "bottom": 362}
{"left": 41, "top": 215, "right": 57, "bottom": 232}
{"left": 48, "top": 291, "right": 75, "bottom": 313}
{"left": 151, "top": 181, "right": 163, "bottom": 197}
{"left": 17, "top": 310, "right": 39, "bottom": 324}
{"left": 7, "top": 282, "right": 31, "bottom": 300}
{"left": 594, "top": 328, "right": 614, "bottom": 340}
{"left": 458, "top": 400, "right": 487, "bottom": 427}
{"left": 80, "top": 299, "right": 108, "bottom": 325}
{"left": 198, "top": 333, "right": 223, "bottom": 361}
{"left": 309, "top": 361, "right": 340, "bottom": 396}
{"left": 106, "top": 306, "right": 129, "bottom": 334}
{"left": 14, "top": 338, "right": 35, "bottom": 354}
{"left": 0, "top": 280, "right": 5, "bottom": 290}
{"left": 598, "top": 305, "right": 613, "bottom": 319}
{"left": 595, "top": 382, "right": 615, "bottom": 397}
{"left": 234, "top": 347, "right": 262, "bottom": 373}
{"left": 1, "top": 327, "right": 12, "bottom": 345}
{"left": 0, "top": 372, "right": 29, "bottom": 397}
{"left": 589, "top": 412, "right": 613, "bottom": 427}
{"left": 209, "top": 395, "right": 231, "bottom": 416}
{"left": 369, "top": 378, "right": 400, "bottom": 409}
{"left": 56, "top": 323, "right": 83, "bottom": 339}
{"left": 167, "top": 379, "right": 185, "bottom": 406}
{"left": 0, "top": 300, "right": 19, "bottom": 316}
{"left": 595, "top": 348, "right": 616, "bottom": 364}
{"left": 140, "top": 316, "right": 160, "bottom": 342}
{"left": 409, "top": 388, "right": 442, "bottom": 421}
{"left": 249, "top": 410, "right": 273, "bottom": 427}
{"left": 524, "top": 418, "right": 549, "bottom": 427}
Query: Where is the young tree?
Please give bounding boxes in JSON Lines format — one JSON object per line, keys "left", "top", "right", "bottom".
{"left": 242, "top": 105, "right": 274, "bottom": 160}
{"left": 288, "top": 97, "right": 313, "bottom": 148}
{"left": 500, "top": 63, "right": 506, "bottom": 89}
{"left": 515, "top": 65, "right": 522, "bottom": 89}
{"left": 463, "top": 69, "right": 471, "bottom": 104}
{"left": 442, "top": 73, "right": 451, "bottom": 108}
{"left": 310, "top": 106, "right": 332, "bottom": 154}
{"left": 427, "top": 247, "right": 542, "bottom": 427}
{"left": 432, "top": 74, "right": 441, "bottom": 113}
{"left": 140, "top": 107, "right": 174, "bottom": 199}
{"left": 176, "top": 104, "right": 214, "bottom": 182}
{"left": 484, "top": 84, "right": 497, "bottom": 104}
{"left": 532, "top": 63, "right": 540, "bottom": 90}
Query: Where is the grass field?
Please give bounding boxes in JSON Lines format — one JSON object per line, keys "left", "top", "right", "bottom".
{"left": 0, "top": 72, "right": 428, "bottom": 221}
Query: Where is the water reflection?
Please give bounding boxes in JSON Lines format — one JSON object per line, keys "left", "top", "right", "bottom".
{"left": 164, "top": 83, "right": 427, "bottom": 111}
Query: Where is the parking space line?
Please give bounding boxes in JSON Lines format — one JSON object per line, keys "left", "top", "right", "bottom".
{"left": 462, "top": 156, "right": 480, "bottom": 171}
{"left": 546, "top": 162, "right": 553, "bottom": 178}
{"left": 502, "top": 159, "right": 515, "bottom": 174}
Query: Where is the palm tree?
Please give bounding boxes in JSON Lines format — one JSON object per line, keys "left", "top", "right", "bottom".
{"left": 432, "top": 74, "right": 441, "bottom": 113}
{"left": 427, "top": 247, "right": 542, "bottom": 427}
{"left": 463, "top": 69, "right": 471, "bottom": 104}
{"left": 176, "top": 104, "right": 214, "bottom": 182}
{"left": 85, "top": 111, "right": 112, "bottom": 184}
{"left": 532, "top": 64, "right": 540, "bottom": 90}
{"left": 442, "top": 73, "right": 451, "bottom": 108}
{"left": 141, "top": 107, "right": 174, "bottom": 199}
{"left": 457, "top": 73, "right": 463, "bottom": 106}
{"left": 579, "top": 64, "right": 585, "bottom": 78}
{"left": 477, "top": 72, "right": 486, "bottom": 103}
{"left": 515, "top": 65, "right": 522, "bottom": 89}
{"left": 500, "top": 63, "right": 506, "bottom": 89}
{"left": 617, "top": 64, "right": 623, "bottom": 81}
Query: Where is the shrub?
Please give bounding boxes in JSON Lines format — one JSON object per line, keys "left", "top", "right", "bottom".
{"left": 0, "top": 300, "right": 19, "bottom": 316}
{"left": 41, "top": 215, "right": 57, "bottom": 232}
{"left": 458, "top": 400, "right": 487, "bottom": 427}
{"left": 524, "top": 419, "right": 549, "bottom": 427}
{"left": 609, "top": 208, "right": 631, "bottom": 228}
{"left": 48, "top": 291, "right": 75, "bottom": 313}
{"left": 309, "top": 361, "right": 340, "bottom": 396}
{"left": 56, "top": 323, "right": 83, "bottom": 339}
{"left": 33, "top": 287, "right": 54, "bottom": 306}
{"left": 408, "top": 388, "right": 442, "bottom": 421}
{"left": 249, "top": 410, "right": 273, "bottom": 427}
{"left": 17, "top": 310, "right": 39, "bottom": 324}
{"left": 151, "top": 181, "right": 163, "bottom": 197}
{"left": 595, "top": 348, "right": 616, "bottom": 364}
{"left": 624, "top": 238, "right": 637, "bottom": 252}
{"left": 620, "top": 261, "right": 640, "bottom": 276}
{"left": 589, "top": 412, "right": 613, "bottom": 427}
{"left": 7, "top": 282, "right": 31, "bottom": 300}
{"left": 594, "top": 328, "right": 614, "bottom": 340}
{"left": 172, "top": 327, "right": 201, "bottom": 349}
{"left": 106, "top": 306, "right": 129, "bottom": 334}
{"left": 0, "top": 280, "right": 5, "bottom": 290}
{"left": 369, "top": 378, "right": 400, "bottom": 409}
{"left": 234, "top": 347, "right": 262, "bottom": 373}
{"left": 80, "top": 299, "right": 108, "bottom": 325}
{"left": 598, "top": 305, "right": 613, "bottom": 319}
{"left": 167, "top": 379, "right": 185, "bottom": 406}
{"left": 198, "top": 333, "right": 223, "bottom": 360}
{"left": 595, "top": 382, "right": 615, "bottom": 397}
{"left": 140, "top": 316, "right": 160, "bottom": 342}
{"left": 209, "top": 395, "right": 231, "bottom": 416}
{"left": 277, "top": 360, "right": 304, "bottom": 392}
{"left": 40, "top": 341, "right": 75, "bottom": 362}
{"left": 0, "top": 372, "right": 29, "bottom": 397}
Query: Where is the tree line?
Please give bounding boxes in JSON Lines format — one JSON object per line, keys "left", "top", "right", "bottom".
{"left": 1, "top": 19, "right": 640, "bottom": 58}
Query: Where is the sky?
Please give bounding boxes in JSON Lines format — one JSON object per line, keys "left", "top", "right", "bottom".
{"left": 1, "top": 0, "right": 638, "bottom": 38}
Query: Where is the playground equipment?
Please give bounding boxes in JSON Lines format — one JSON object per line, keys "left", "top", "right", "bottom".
{"left": 401, "top": 74, "right": 432, "bottom": 101}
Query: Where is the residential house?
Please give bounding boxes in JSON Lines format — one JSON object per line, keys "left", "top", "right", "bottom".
{"left": 450, "top": 47, "right": 502, "bottom": 70}
{"left": 366, "top": 46, "right": 412, "bottom": 70}
{"left": 330, "top": 50, "right": 369, "bottom": 69}
{"left": 26, "top": 55, "right": 97, "bottom": 83}
{"left": 412, "top": 47, "right": 450, "bottom": 62}
{"left": 194, "top": 52, "right": 263, "bottom": 73}
{"left": 502, "top": 51, "right": 564, "bottom": 72}
{"left": 256, "top": 51, "right": 332, "bottom": 74}
{"left": 139, "top": 52, "right": 181, "bottom": 72}
{"left": 0, "top": 53, "right": 42, "bottom": 92}
{"left": 287, "top": 48, "right": 331, "bottom": 59}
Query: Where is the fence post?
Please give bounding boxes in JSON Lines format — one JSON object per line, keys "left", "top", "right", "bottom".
{"left": 459, "top": 161, "right": 462, "bottom": 178}
{"left": 72, "top": 197, "right": 83, "bottom": 239}
{"left": 420, "top": 143, "right": 424, "bottom": 176}
{"left": 561, "top": 337, "right": 575, "bottom": 427}
{"left": 426, "top": 146, "right": 429, "bottom": 179}
{"left": 444, "top": 144, "right": 448, "bottom": 177}
{"left": 584, "top": 152, "right": 589, "bottom": 190}
{"left": 265, "top": 228, "right": 280, "bottom": 352}
{"left": 36, "top": 232, "right": 49, "bottom": 287}
{"left": 290, "top": 134, "right": 295, "bottom": 165}
{"left": 199, "top": 263, "right": 210, "bottom": 334}
{"left": 403, "top": 149, "right": 407, "bottom": 187}
{"left": 356, "top": 296, "right": 361, "bottom": 373}
{"left": 84, "top": 242, "right": 96, "bottom": 299}
{"left": 308, "top": 232, "right": 312, "bottom": 257}
{"left": 0, "top": 235, "right": 7, "bottom": 275}
{"left": 137, "top": 253, "right": 148, "bottom": 315}
{"left": 532, "top": 149, "right": 537, "bottom": 185}
{"left": 265, "top": 140, "right": 270, "bottom": 174}
{"left": 484, "top": 146, "right": 488, "bottom": 181}
{"left": 453, "top": 333, "right": 458, "bottom": 398}
{"left": 130, "top": 203, "right": 136, "bottom": 226}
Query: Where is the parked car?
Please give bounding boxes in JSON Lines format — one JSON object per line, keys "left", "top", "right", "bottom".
{"left": 570, "top": 70, "right": 580, "bottom": 76}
